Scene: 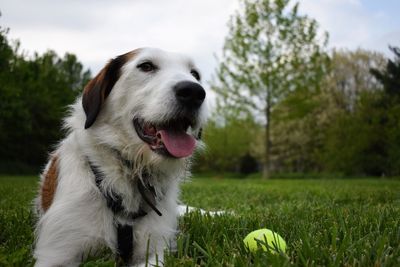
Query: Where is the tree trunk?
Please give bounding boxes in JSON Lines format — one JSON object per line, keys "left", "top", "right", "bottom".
{"left": 263, "top": 94, "right": 271, "bottom": 179}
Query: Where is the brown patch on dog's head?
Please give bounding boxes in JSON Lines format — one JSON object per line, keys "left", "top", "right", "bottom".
{"left": 41, "top": 155, "right": 59, "bottom": 212}
{"left": 82, "top": 50, "right": 139, "bottom": 129}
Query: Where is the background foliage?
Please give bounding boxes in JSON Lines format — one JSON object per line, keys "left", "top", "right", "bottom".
{"left": 211, "top": 0, "right": 329, "bottom": 178}
{"left": 0, "top": 0, "right": 400, "bottom": 178}
{"left": 196, "top": 0, "right": 400, "bottom": 178}
{"left": 0, "top": 23, "right": 91, "bottom": 173}
{"left": 197, "top": 45, "right": 400, "bottom": 177}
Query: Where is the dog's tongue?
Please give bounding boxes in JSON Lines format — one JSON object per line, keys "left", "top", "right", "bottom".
{"left": 157, "top": 130, "right": 196, "bottom": 158}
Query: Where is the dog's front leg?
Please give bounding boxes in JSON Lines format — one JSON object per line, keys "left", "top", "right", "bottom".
{"left": 33, "top": 201, "right": 111, "bottom": 267}
{"left": 34, "top": 219, "right": 86, "bottom": 267}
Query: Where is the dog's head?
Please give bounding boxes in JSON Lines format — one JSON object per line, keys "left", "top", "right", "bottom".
{"left": 82, "top": 48, "right": 208, "bottom": 160}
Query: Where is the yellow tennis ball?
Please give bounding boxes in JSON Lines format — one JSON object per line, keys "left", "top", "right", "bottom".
{"left": 243, "top": 229, "right": 287, "bottom": 254}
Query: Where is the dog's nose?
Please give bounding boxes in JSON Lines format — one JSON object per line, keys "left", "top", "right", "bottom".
{"left": 174, "top": 81, "right": 206, "bottom": 109}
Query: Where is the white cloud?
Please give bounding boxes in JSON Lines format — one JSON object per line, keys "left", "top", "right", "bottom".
{"left": 1, "top": 0, "right": 398, "bottom": 84}
{"left": 1, "top": 0, "right": 239, "bottom": 83}
{"left": 300, "top": 0, "right": 369, "bottom": 47}
{"left": 299, "top": 0, "right": 398, "bottom": 55}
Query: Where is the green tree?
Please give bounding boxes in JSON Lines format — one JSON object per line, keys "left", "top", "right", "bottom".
{"left": 212, "top": 0, "right": 329, "bottom": 178}
{"left": 322, "top": 92, "right": 387, "bottom": 176}
{"left": 320, "top": 48, "right": 397, "bottom": 176}
{"left": 0, "top": 23, "right": 91, "bottom": 173}
{"left": 274, "top": 49, "right": 386, "bottom": 173}
{"left": 370, "top": 46, "right": 400, "bottom": 100}
{"left": 270, "top": 89, "right": 329, "bottom": 173}
{"left": 195, "top": 113, "right": 262, "bottom": 174}
{"left": 328, "top": 49, "right": 386, "bottom": 112}
{"left": 370, "top": 46, "right": 400, "bottom": 175}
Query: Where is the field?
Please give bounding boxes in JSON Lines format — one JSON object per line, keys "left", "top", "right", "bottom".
{"left": 0, "top": 176, "right": 399, "bottom": 266}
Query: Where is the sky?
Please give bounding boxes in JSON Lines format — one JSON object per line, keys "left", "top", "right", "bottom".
{"left": 1, "top": 0, "right": 399, "bottom": 84}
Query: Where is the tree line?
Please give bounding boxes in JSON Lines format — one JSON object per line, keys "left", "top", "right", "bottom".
{"left": 1, "top": 0, "right": 399, "bottom": 177}
{"left": 0, "top": 23, "right": 91, "bottom": 173}
{"left": 195, "top": 0, "right": 400, "bottom": 178}
{"left": 196, "top": 47, "right": 400, "bottom": 177}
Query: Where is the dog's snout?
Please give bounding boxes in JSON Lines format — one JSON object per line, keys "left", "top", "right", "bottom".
{"left": 174, "top": 81, "right": 206, "bottom": 109}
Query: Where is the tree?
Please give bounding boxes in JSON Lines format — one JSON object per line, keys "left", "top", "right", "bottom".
{"left": 328, "top": 49, "right": 386, "bottom": 112}
{"left": 194, "top": 113, "right": 262, "bottom": 174}
{"left": 370, "top": 46, "right": 400, "bottom": 100}
{"left": 270, "top": 49, "right": 386, "bottom": 174}
{"left": 212, "top": 0, "right": 329, "bottom": 178}
{"left": 322, "top": 92, "right": 387, "bottom": 176}
{"left": 370, "top": 46, "right": 400, "bottom": 175}
{"left": 320, "top": 48, "right": 397, "bottom": 176}
{"left": 0, "top": 23, "right": 91, "bottom": 173}
{"left": 269, "top": 89, "right": 330, "bottom": 173}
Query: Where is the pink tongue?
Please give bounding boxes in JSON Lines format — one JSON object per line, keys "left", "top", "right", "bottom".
{"left": 157, "top": 130, "right": 196, "bottom": 158}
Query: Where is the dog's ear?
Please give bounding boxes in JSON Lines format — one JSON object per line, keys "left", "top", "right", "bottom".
{"left": 82, "top": 52, "right": 136, "bottom": 129}
{"left": 82, "top": 56, "right": 126, "bottom": 129}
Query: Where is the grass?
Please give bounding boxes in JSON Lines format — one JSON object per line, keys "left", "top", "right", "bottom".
{"left": 0, "top": 176, "right": 399, "bottom": 266}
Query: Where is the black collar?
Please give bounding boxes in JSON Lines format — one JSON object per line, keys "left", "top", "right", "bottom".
{"left": 87, "top": 159, "right": 162, "bottom": 265}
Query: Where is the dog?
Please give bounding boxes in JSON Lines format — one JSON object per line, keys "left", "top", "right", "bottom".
{"left": 33, "top": 48, "right": 208, "bottom": 267}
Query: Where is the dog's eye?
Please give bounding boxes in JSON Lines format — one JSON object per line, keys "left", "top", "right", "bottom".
{"left": 137, "top": 61, "right": 157, "bottom": 72}
{"left": 190, "top": 69, "right": 201, "bottom": 81}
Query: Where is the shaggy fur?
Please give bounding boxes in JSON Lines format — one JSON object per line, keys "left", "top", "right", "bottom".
{"left": 33, "top": 48, "right": 208, "bottom": 267}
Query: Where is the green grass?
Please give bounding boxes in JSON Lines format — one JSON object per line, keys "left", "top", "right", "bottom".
{"left": 0, "top": 176, "right": 37, "bottom": 266}
{"left": 1, "top": 176, "right": 399, "bottom": 266}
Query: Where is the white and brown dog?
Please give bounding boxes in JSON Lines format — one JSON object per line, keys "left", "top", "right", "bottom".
{"left": 34, "top": 48, "right": 208, "bottom": 266}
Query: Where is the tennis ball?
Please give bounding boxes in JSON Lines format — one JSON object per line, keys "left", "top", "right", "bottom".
{"left": 243, "top": 229, "right": 287, "bottom": 254}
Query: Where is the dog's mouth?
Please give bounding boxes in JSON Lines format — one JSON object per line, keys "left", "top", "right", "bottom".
{"left": 133, "top": 117, "right": 196, "bottom": 158}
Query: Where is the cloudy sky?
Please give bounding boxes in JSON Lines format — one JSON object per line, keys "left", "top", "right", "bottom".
{"left": 1, "top": 0, "right": 399, "bottom": 83}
